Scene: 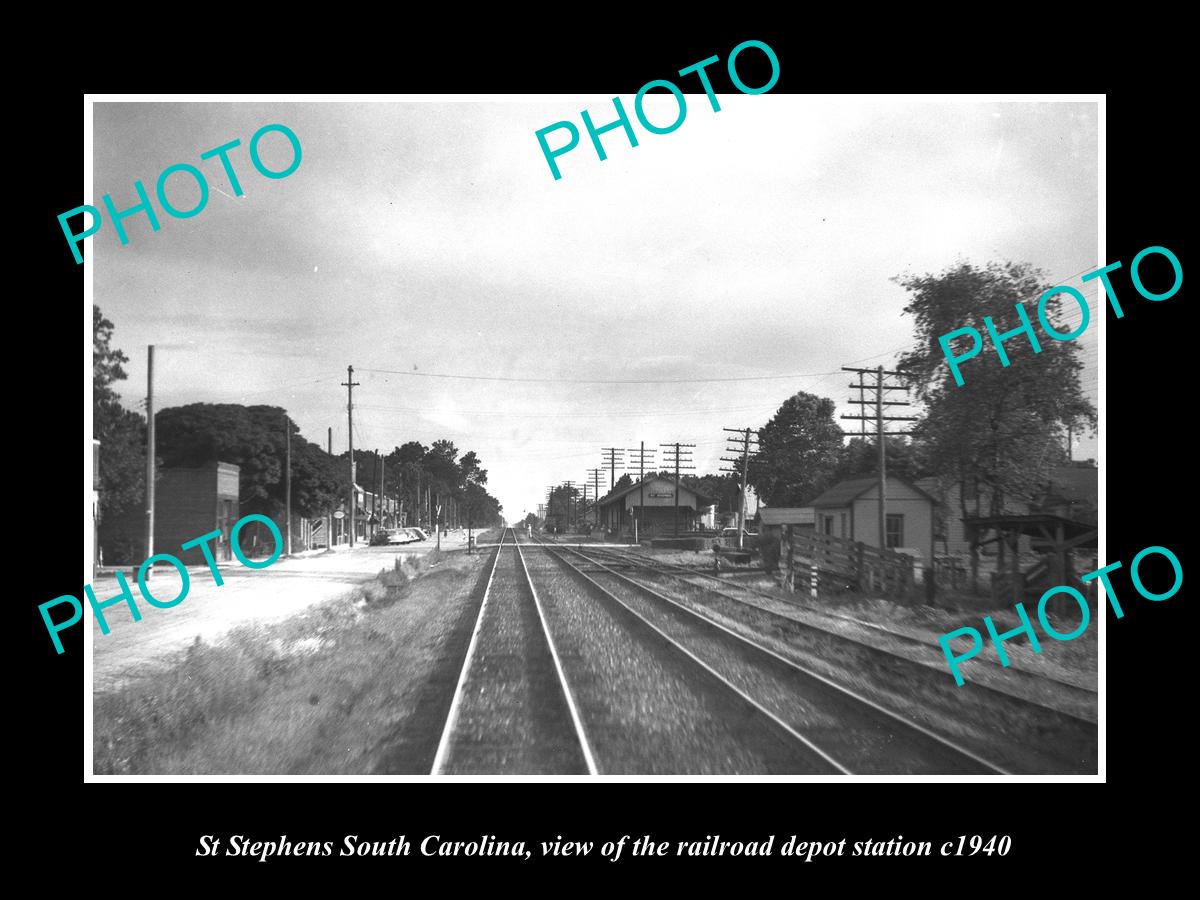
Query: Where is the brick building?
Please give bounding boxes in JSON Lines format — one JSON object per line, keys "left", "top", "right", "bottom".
{"left": 103, "top": 462, "right": 240, "bottom": 566}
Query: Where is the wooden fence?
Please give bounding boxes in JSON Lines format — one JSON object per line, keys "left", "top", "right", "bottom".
{"left": 787, "top": 530, "right": 916, "bottom": 600}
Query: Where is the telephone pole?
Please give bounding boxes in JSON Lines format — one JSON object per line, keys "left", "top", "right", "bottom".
{"left": 841, "top": 365, "right": 917, "bottom": 551}
{"left": 372, "top": 449, "right": 380, "bottom": 540}
{"left": 720, "top": 427, "right": 760, "bottom": 549}
{"left": 285, "top": 412, "right": 292, "bottom": 556}
{"left": 341, "top": 365, "right": 360, "bottom": 547}
{"left": 587, "top": 467, "right": 603, "bottom": 526}
{"left": 601, "top": 447, "right": 625, "bottom": 491}
{"left": 659, "top": 442, "right": 695, "bottom": 537}
{"left": 144, "top": 345, "right": 156, "bottom": 574}
{"left": 328, "top": 427, "right": 335, "bottom": 546}
{"left": 627, "top": 443, "right": 656, "bottom": 537}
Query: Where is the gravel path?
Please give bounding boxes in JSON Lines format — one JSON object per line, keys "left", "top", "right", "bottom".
{"left": 521, "top": 542, "right": 838, "bottom": 775}
{"left": 440, "top": 544, "right": 589, "bottom": 774}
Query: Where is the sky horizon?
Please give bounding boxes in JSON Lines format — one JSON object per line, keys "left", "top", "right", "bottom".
{"left": 93, "top": 98, "right": 1099, "bottom": 520}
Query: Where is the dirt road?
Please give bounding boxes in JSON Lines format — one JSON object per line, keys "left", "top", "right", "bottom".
{"left": 91, "top": 536, "right": 470, "bottom": 690}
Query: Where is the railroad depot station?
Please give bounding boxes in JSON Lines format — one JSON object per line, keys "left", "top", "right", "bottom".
{"left": 595, "top": 475, "right": 715, "bottom": 537}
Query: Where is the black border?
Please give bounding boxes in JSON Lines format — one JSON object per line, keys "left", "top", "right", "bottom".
{"left": 23, "top": 24, "right": 1188, "bottom": 884}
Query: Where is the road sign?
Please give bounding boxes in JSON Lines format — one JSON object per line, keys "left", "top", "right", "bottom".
{"left": 333, "top": 510, "right": 345, "bottom": 519}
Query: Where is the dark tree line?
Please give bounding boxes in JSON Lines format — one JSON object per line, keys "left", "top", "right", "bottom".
{"left": 93, "top": 307, "right": 504, "bottom": 561}
{"left": 93, "top": 306, "right": 147, "bottom": 560}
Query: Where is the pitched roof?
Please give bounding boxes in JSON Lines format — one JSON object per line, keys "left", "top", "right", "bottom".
{"left": 810, "top": 475, "right": 938, "bottom": 508}
{"left": 597, "top": 474, "right": 715, "bottom": 507}
{"left": 810, "top": 477, "right": 878, "bottom": 508}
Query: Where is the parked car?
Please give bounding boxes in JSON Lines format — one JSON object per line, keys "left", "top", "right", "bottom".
{"left": 721, "top": 527, "right": 755, "bottom": 539}
{"left": 371, "top": 528, "right": 414, "bottom": 546}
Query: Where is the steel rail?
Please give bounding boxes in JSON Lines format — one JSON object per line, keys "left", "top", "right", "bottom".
{"left": 528, "top": 536, "right": 852, "bottom": 775}
{"left": 555, "top": 541, "right": 1013, "bottom": 775}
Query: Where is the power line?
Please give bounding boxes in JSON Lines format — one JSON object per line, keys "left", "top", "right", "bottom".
{"left": 359, "top": 366, "right": 843, "bottom": 385}
{"left": 659, "top": 442, "right": 696, "bottom": 537}
{"left": 354, "top": 402, "right": 785, "bottom": 419}
{"left": 719, "top": 427, "right": 760, "bottom": 550}
{"left": 842, "top": 365, "right": 914, "bottom": 553}
{"left": 601, "top": 447, "right": 625, "bottom": 491}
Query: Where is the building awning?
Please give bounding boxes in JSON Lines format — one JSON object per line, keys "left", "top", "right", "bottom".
{"left": 963, "top": 513, "right": 1097, "bottom": 549}
{"left": 760, "top": 507, "right": 815, "bottom": 526}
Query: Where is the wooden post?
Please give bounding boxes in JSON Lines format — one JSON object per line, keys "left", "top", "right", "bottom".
{"left": 1011, "top": 527, "right": 1021, "bottom": 604}
{"left": 785, "top": 525, "right": 795, "bottom": 593}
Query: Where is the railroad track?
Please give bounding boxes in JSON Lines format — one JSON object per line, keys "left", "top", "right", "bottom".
{"left": 520, "top": 533, "right": 846, "bottom": 774}
{"left": 431, "top": 528, "right": 595, "bottom": 775}
{"left": 559, "top": 540, "right": 1096, "bottom": 773}
{"left": 579, "top": 542, "right": 1098, "bottom": 714}
{"left": 531, "top": 535, "right": 1009, "bottom": 775}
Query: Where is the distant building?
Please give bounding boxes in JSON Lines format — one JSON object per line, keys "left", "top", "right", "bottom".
{"left": 596, "top": 475, "right": 715, "bottom": 536}
{"left": 757, "top": 507, "right": 816, "bottom": 559}
{"left": 157, "top": 463, "right": 241, "bottom": 565}
{"left": 917, "top": 464, "right": 1097, "bottom": 557}
{"left": 103, "top": 462, "right": 240, "bottom": 566}
{"left": 810, "top": 475, "right": 937, "bottom": 566}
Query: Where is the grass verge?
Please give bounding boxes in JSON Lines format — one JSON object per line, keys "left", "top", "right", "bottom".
{"left": 93, "top": 549, "right": 481, "bottom": 775}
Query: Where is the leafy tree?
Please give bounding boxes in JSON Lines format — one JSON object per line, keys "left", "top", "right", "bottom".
{"left": 685, "top": 473, "right": 742, "bottom": 513}
{"left": 833, "top": 437, "right": 926, "bottom": 483}
{"left": 93, "top": 306, "right": 146, "bottom": 560}
{"left": 94, "top": 306, "right": 129, "bottom": 408}
{"left": 748, "top": 391, "right": 845, "bottom": 506}
{"left": 459, "top": 450, "right": 487, "bottom": 486}
{"left": 545, "top": 484, "right": 581, "bottom": 529}
{"left": 610, "top": 473, "right": 634, "bottom": 494}
{"left": 156, "top": 404, "right": 340, "bottom": 518}
{"left": 895, "top": 260, "right": 1095, "bottom": 520}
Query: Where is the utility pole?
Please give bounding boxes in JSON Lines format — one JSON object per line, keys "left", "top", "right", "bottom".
{"left": 587, "top": 467, "right": 602, "bottom": 527}
{"left": 342, "top": 366, "right": 360, "bottom": 547}
{"left": 285, "top": 412, "right": 292, "bottom": 557}
{"left": 841, "top": 365, "right": 917, "bottom": 551}
{"left": 601, "top": 447, "right": 625, "bottom": 491}
{"left": 627, "top": 443, "right": 655, "bottom": 538}
{"left": 327, "top": 427, "right": 335, "bottom": 547}
{"left": 380, "top": 452, "right": 386, "bottom": 528}
{"left": 144, "top": 345, "right": 156, "bottom": 574}
{"left": 721, "top": 427, "right": 760, "bottom": 550}
{"left": 563, "top": 481, "right": 576, "bottom": 531}
{"left": 372, "top": 449, "right": 380, "bottom": 540}
{"left": 659, "top": 442, "right": 695, "bottom": 537}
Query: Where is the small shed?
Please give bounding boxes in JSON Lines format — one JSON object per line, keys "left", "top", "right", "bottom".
{"left": 810, "top": 475, "right": 937, "bottom": 567}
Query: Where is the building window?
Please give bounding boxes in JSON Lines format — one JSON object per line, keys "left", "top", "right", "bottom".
{"left": 823, "top": 515, "right": 835, "bottom": 535}
{"left": 886, "top": 514, "right": 904, "bottom": 549}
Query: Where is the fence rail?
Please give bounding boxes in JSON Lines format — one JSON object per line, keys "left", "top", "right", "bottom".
{"left": 787, "top": 530, "right": 916, "bottom": 599}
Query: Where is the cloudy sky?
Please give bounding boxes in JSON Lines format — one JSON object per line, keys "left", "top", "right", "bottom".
{"left": 92, "top": 98, "right": 1099, "bottom": 520}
